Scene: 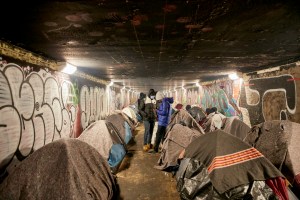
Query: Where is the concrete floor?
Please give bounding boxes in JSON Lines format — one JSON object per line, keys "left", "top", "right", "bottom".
{"left": 117, "top": 125, "right": 180, "bottom": 200}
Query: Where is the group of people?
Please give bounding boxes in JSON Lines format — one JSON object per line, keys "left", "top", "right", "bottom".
{"left": 137, "top": 88, "right": 228, "bottom": 152}
{"left": 138, "top": 89, "right": 174, "bottom": 153}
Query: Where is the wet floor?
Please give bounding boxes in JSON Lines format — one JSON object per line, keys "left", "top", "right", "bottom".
{"left": 117, "top": 125, "right": 180, "bottom": 200}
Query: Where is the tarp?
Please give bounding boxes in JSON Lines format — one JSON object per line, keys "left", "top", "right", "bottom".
{"left": 222, "top": 116, "right": 251, "bottom": 140}
{"left": 154, "top": 123, "right": 203, "bottom": 171}
{"left": 184, "top": 130, "right": 285, "bottom": 194}
{"left": 0, "top": 138, "right": 118, "bottom": 200}
{"left": 244, "top": 120, "right": 300, "bottom": 196}
{"left": 176, "top": 158, "right": 279, "bottom": 200}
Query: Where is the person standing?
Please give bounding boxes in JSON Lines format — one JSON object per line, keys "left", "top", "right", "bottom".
{"left": 139, "top": 89, "right": 157, "bottom": 152}
{"left": 150, "top": 91, "right": 174, "bottom": 153}
{"left": 136, "top": 92, "right": 146, "bottom": 122}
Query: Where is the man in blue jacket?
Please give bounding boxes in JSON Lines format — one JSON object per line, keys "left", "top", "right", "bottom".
{"left": 150, "top": 91, "right": 174, "bottom": 153}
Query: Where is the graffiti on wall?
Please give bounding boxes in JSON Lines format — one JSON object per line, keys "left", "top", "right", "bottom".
{"left": 182, "top": 80, "right": 241, "bottom": 118}
{"left": 239, "top": 74, "right": 297, "bottom": 126}
{"left": 0, "top": 62, "right": 112, "bottom": 172}
{"left": 80, "top": 86, "right": 107, "bottom": 129}
{"left": 0, "top": 63, "right": 78, "bottom": 171}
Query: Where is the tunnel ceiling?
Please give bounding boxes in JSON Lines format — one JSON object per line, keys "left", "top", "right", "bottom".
{"left": 1, "top": 0, "right": 300, "bottom": 92}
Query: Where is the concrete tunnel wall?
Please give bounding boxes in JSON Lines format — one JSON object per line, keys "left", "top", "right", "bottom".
{"left": 170, "top": 62, "right": 300, "bottom": 127}
{"left": 0, "top": 44, "right": 139, "bottom": 173}
{"left": 1, "top": 42, "right": 300, "bottom": 175}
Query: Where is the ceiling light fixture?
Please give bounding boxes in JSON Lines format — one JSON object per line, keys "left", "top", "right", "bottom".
{"left": 59, "top": 62, "right": 77, "bottom": 74}
{"left": 228, "top": 73, "right": 239, "bottom": 80}
{"left": 108, "top": 81, "right": 114, "bottom": 87}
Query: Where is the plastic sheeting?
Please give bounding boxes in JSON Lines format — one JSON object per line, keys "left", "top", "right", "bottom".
{"left": 176, "top": 158, "right": 278, "bottom": 200}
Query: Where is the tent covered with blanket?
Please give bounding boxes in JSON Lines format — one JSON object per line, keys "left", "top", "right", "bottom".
{"left": 106, "top": 112, "right": 134, "bottom": 145}
{"left": 0, "top": 139, "right": 118, "bottom": 200}
{"left": 168, "top": 109, "right": 204, "bottom": 134}
{"left": 176, "top": 130, "right": 290, "bottom": 200}
{"left": 188, "top": 106, "right": 206, "bottom": 125}
{"left": 78, "top": 120, "right": 127, "bottom": 174}
{"left": 222, "top": 116, "right": 251, "bottom": 140}
{"left": 122, "top": 106, "right": 139, "bottom": 125}
{"left": 154, "top": 123, "right": 203, "bottom": 171}
{"left": 244, "top": 120, "right": 300, "bottom": 197}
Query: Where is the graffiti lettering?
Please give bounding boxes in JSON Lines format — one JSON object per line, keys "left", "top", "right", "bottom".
{"left": 239, "top": 75, "right": 296, "bottom": 126}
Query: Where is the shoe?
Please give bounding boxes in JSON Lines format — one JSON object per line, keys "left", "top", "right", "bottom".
{"left": 143, "top": 144, "right": 150, "bottom": 152}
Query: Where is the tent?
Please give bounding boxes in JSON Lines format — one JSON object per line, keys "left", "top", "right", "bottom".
{"left": 176, "top": 130, "right": 289, "bottom": 200}
{"left": 106, "top": 113, "right": 133, "bottom": 145}
{"left": 128, "top": 104, "right": 143, "bottom": 122}
{"left": 78, "top": 120, "right": 127, "bottom": 174}
{"left": 244, "top": 120, "right": 300, "bottom": 197}
{"left": 188, "top": 106, "right": 206, "bottom": 123}
{"left": 154, "top": 123, "right": 203, "bottom": 171}
{"left": 222, "top": 116, "right": 251, "bottom": 140}
{"left": 167, "top": 109, "right": 204, "bottom": 135}
{"left": 0, "top": 138, "right": 118, "bottom": 200}
{"left": 122, "top": 106, "right": 138, "bottom": 125}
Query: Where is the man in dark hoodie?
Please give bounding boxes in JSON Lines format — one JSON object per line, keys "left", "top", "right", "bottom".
{"left": 139, "top": 89, "right": 157, "bottom": 152}
{"left": 137, "top": 92, "right": 146, "bottom": 121}
{"left": 149, "top": 91, "right": 174, "bottom": 153}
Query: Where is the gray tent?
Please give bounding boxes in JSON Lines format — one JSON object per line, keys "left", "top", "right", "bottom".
{"left": 244, "top": 120, "right": 300, "bottom": 197}
{"left": 188, "top": 106, "right": 206, "bottom": 123}
{"left": 222, "top": 116, "right": 251, "bottom": 140}
{"left": 106, "top": 112, "right": 133, "bottom": 144}
{"left": 167, "top": 109, "right": 204, "bottom": 135}
{"left": 78, "top": 120, "right": 127, "bottom": 173}
{"left": 0, "top": 138, "right": 118, "bottom": 200}
{"left": 177, "top": 130, "right": 288, "bottom": 200}
{"left": 154, "top": 123, "right": 203, "bottom": 171}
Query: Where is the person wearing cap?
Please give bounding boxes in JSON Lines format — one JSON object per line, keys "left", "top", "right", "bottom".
{"left": 149, "top": 91, "right": 174, "bottom": 153}
{"left": 139, "top": 89, "right": 157, "bottom": 152}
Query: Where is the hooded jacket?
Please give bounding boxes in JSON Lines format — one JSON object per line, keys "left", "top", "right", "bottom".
{"left": 139, "top": 90, "right": 156, "bottom": 121}
{"left": 157, "top": 97, "right": 174, "bottom": 127}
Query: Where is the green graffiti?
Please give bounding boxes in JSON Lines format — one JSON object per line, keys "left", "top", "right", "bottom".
{"left": 70, "top": 81, "right": 80, "bottom": 105}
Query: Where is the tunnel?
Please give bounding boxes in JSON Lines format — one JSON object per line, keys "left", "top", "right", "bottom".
{"left": 1, "top": 0, "right": 300, "bottom": 199}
